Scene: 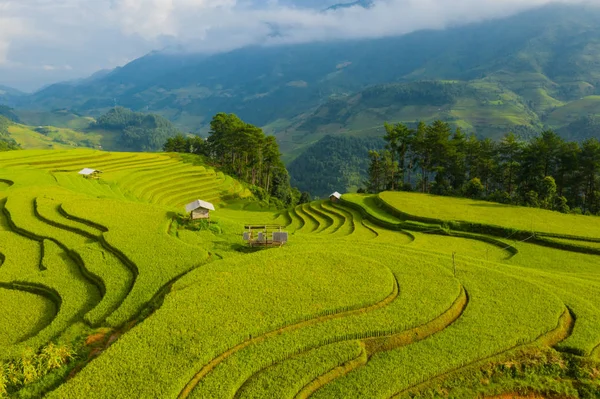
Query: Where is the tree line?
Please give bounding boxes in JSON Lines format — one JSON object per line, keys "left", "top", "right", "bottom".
{"left": 365, "top": 120, "right": 600, "bottom": 215}
{"left": 164, "top": 113, "right": 303, "bottom": 207}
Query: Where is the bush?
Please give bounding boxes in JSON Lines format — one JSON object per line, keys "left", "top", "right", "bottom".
{"left": 464, "top": 178, "right": 485, "bottom": 199}
{"left": 250, "top": 186, "right": 267, "bottom": 201}
{"left": 525, "top": 190, "right": 540, "bottom": 208}
{"left": 555, "top": 196, "right": 570, "bottom": 214}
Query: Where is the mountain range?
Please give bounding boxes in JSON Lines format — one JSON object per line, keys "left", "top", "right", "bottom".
{"left": 3, "top": 3, "right": 600, "bottom": 194}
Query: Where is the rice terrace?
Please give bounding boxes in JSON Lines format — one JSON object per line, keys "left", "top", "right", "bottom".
{"left": 0, "top": 148, "right": 598, "bottom": 399}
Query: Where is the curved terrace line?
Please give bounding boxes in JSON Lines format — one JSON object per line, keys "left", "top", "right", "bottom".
{"left": 0, "top": 178, "right": 15, "bottom": 187}
{"left": 388, "top": 307, "right": 575, "bottom": 399}
{"left": 177, "top": 274, "right": 401, "bottom": 399}
{"left": 288, "top": 286, "right": 469, "bottom": 399}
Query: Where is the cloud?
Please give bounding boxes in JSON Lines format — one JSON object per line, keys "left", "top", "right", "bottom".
{"left": 0, "top": 0, "right": 597, "bottom": 91}
{"left": 0, "top": 16, "right": 29, "bottom": 64}
{"left": 105, "top": 0, "right": 597, "bottom": 51}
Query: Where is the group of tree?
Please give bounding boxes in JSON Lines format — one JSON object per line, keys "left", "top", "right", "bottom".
{"left": 0, "top": 116, "right": 20, "bottom": 151}
{"left": 164, "top": 113, "right": 305, "bottom": 207}
{"left": 365, "top": 120, "right": 600, "bottom": 215}
{"left": 94, "top": 107, "right": 180, "bottom": 151}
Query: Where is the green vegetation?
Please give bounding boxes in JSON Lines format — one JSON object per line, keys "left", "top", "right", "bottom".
{"left": 288, "top": 135, "right": 385, "bottom": 197}
{"left": 0, "top": 116, "right": 20, "bottom": 151}
{"left": 94, "top": 107, "right": 181, "bottom": 151}
{"left": 365, "top": 120, "right": 600, "bottom": 215}
{"left": 0, "top": 288, "right": 56, "bottom": 346}
{"left": 0, "top": 149, "right": 599, "bottom": 399}
{"left": 166, "top": 113, "right": 299, "bottom": 207}
{"left": 379, "top": 191, "right": 600, "bottom": 239}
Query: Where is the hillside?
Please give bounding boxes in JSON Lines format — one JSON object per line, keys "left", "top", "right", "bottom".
{"left": 1, "top": 150, "right": 600, "bottom": 397}
{"left": 288, "top": 135, "right": 385, "bottom": 197}
{"left": 0, "top": 85, "right": 24, "bottom": 107}
{"left": 10, "top": 3, "right": 600, "bottom": 146}
{"left": 0, "top": 106, "right": 187, "bottom": 153}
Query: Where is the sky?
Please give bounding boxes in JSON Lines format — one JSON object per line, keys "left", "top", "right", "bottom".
{"left": 0, "top": 0, "right": 595, "bottom": 92}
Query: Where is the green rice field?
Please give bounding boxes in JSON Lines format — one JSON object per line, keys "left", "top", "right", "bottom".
{"left": 1, "top": 149, "right": 599, "bottom": 398}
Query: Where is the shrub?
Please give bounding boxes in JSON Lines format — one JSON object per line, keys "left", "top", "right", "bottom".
{"left": 464, "top": 178, "right": 485, "bottom": 199}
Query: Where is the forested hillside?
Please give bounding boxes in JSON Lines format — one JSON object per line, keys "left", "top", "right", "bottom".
{"left": 288, "top": 135, "right": 384, "bottom": 197}
{"left": 11, "top": 3, "right": 600, "bottom": 145}
{"left": 93, "top": 107, "right": 181, "bottom": 151}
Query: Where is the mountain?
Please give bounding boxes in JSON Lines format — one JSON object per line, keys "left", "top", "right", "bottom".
{"left": 0, "top": 85, "right": 24, "bottom": 96}
{"left": 0, "top": 85, "right": 25, "bottom": 107}
{"left": 12, "top": 4, "right": 600, "bottom": 156}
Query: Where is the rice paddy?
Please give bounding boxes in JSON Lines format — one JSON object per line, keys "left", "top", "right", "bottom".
{"left": 0, "top": 149, "right": 599, "bottom": 398}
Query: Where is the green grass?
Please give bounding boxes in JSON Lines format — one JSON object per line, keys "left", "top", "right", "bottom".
{"left": 312, "top": 262, "right": 565, "bottom": 398}
{"left": 7, "top": 124, "right": 102, "bottom": 150}
{"left": 236, "top": 340, "right": 364, "bottom": 399}
{"left": 60, "top": 197, "right": 210, "bottom": 327}
{"left": 0, "top": 287, "right": 56, "bottom": 346}
{"left": 48, "top": 250, "right": 396, "bottom": 398}
{"left": 1, "top": 149, "right": 600, "bottom": 398}
{"left": 379, "top": 191, "right": 600, "bottom": 239}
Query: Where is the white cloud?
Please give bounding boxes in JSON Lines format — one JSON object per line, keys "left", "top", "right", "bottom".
{"left": 0, "top": 17, "right": 28, "bottom": 64}
{"left": 0, "top": 0, "right": 597, "bottom": 91}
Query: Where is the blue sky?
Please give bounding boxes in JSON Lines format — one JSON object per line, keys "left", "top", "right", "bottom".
{"left": 0, "top": 0, "right": 592, "bottom": 91}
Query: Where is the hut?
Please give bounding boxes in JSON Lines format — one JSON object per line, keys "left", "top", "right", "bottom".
{"left": 78, "top": 168, "right": 102, "bottom": 179}
{"left": 243, "top": 225, "right": 288, "bottom": 247}
{"left": 185, "top": 200, "right": 215, "bottom": 220}
{"left": 329, "top": 192, "right": 342, "bottom": 202}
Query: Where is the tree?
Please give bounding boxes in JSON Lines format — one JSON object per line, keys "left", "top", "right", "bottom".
{"left": 384, "top": 122, "right": 414, "bottom": 189}
{"left": 579, "top": 138, "right": 600, "bottom": 214}
{"left": 555, "top": 196, "right": 570, "bottom": 214}
{"left": 166, "top": 113, "right": 295, "bottom": 207}
{"left": 448, "top": 128, "right": 468, "bottom": 192}
{"left": 367, "top": 150, "right": 383, "bottom": 193}
{"left": 539, "top": 176, "right": 557, "bottom": 210}
{"left": 497, "top": 132, "right": 523, "bottom": 196}
{"left": 464, "top": 178, "right": 485, "bottom": 199}
{"left": 299, "top": 191, "right": 312, "bottom": 204}
{"left": 383, "top": 122, "right": 400, "bottom": 191}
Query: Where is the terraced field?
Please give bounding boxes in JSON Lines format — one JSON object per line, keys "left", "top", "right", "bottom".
{"left": 1, "top": 150, "right": 599, "bottom": 398}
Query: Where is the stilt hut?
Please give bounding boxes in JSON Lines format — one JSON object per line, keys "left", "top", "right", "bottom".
{"left": 78, "top": 168, "right": 102, "bottom": 179}
{"left": 329, "top": 192, "right": 342, "bottom": 202}
{"left": 185, "top": 200, "right": 215, "bottom": 220}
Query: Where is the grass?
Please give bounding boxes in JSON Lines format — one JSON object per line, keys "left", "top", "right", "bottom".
{"left": 312, "top": 263, "right": 565, "bottom": 398}
{"left": 48, "top": 250, "right": 396, "bottom": 398}
{"left": 0, "top": 149, "right": 599, "bottom": 398}
{"left": 7, "top": 124, "right": 102, "bottom": 150}
{"left": 0, "top": 287, "right": 56, "bottom": 347}
{"left": 379, "top": 191, "right": 600, "bottom": 239}
{"left": 60, "top": 197, "right": 210, "bottom": 327}
{"left": 235, "top": 340, "right": 364, "bottom": 399}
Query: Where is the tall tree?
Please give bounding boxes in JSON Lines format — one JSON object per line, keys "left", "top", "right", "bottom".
{"left": 497, "top": 132, "right": 523, "bottom": 196}
{"left": 579, "top": 138, "right": 600, "bottom": 214}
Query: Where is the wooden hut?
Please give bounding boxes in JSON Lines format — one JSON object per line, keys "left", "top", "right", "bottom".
{"left": 329, "top": 192, "right": 342, "bottom": 202}
{"left": 78, "top": 168, "right": 102, "bottom": 179}
{"left": 185, "top": 200, "right": 215, "bottom": 220}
